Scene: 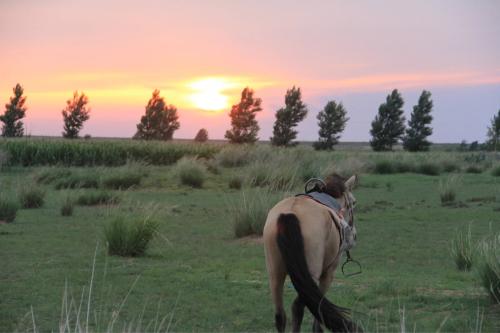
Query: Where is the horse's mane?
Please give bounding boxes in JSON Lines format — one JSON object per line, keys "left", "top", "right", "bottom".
{"left": 324, "top": 173, "right": 346, "bottom": 198}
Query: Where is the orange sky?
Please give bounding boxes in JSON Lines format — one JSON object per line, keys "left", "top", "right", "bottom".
{"left": 0, "top": 0, "right": 499, "bottom": 141}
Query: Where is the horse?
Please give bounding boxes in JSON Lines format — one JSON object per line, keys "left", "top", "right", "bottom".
{"left": 263, "top": 174, "right": 360, "bottom": 332}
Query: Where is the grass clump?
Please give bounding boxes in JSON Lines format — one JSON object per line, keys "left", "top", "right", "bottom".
{"left": 374, "top": 160, "right": 396, "bottom": 174}
{"left": 230, "top": 189, "right": 280, "bottom": 238}
{"left": 55, "top": 173, "right": 99, "bottom": 190}
{"left": 465, "top": 165, "right": 482, "bottom": 174}
{"left": 76, "top": 191, "right": 119, "bottom": 206}
{"left": 60, "top": 196, "right": 74, "bottom": 216}
{"left": 19, "top": 186, "right": 45, "bottom": 208}
{"left": 0, "top": 196, "right": 19, "bottom": 223}
{"left": 34, "top": 168, "right": 72, "bottom": 184}
{"left": 228, "top": 176, "right": 243, "bottom": 189}
{"left": 439, "top": 175, "right": 460, "bottom": 205}
{"left": 442, "top": 161, "right": 460, "bottom": 173}
{"left": 418, "top": 162, "right": 441, "bottom": 176}
{"left": 491, "top": 165, "right": 500, "bottom": 177}
{"left": 104, "top": 216, "right": 159, "bottom": 257}
{"left": 174, "top": 157, "right": 206, "bottom": 188}
{"left": 215, "top": 146, "right": 251, "bottom": 168}
{"left": 450, "top": 225, "right": 474, "bottom": 271}
{"left": 102, "top": 172, "right": 142, "bottom": 190}
{"left": 477, "top": 234, "right": 500, "bottom": 303}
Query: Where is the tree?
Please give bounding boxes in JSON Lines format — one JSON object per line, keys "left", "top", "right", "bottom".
{"left": 134, "top": 89, "right": 180, "bottom": 140}
{"left": 403, "top": 90, "right": 433, "bottom": 151}
{"left": 270, "top": 86, "right": 308, "bottom": 146}
{"left": 370, "top": 89, "right": 405, "bottom": 151}
{"left": 62, "top": 91, "right": 91, "bottom": 139}
{"left": 225, "top": 87, "right": 262, "bottom": 143}
{"left": 194, "top": 128, "right": 209, "bottom": 142}
{"left": 313, "top": 100, "right": 349, "bottom": 150}
{"left": 1, "top": 83, "right": 27, "bottom": 137}
{"left": 486, "top": 109, "right": 500, "bottom": 152}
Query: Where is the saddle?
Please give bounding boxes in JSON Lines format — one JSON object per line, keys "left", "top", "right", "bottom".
{"left": 295, "top": 191, "right": 356, "bottom": 254}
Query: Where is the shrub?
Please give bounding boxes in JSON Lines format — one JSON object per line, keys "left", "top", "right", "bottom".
{"left": 418, "top": 162, "right": 441, "bottom": 176}
{"left": 477, "top": 234, "right": 500, "bottom": 303}
{"left": 102, "top": 172, "right": 142, "bottom": 190}
{"left": 104, "top": 216, "right": 159, "bottom": 257}
{"left": 76, "top": 191, "right": 119, "bottom": 206}
{"left": 174, "top": 157, "right": 206, "bottom": 188}
{"left": 228, "top": 176, "right": 243, "bottom": 189}
{"left": 19, "top": 186, "right": 45, "bottom": 208}
{"left": 450, "top": 225, "right": 474, "bottom": 271}
{"left": 465, "top": 165, "right": 482, "bottom": 174}
{"left": 492, "top": 166, "right": 500, "bottom": 177}
{"left": 439, "top": 175, "right": 460, "bottom": 206}
{"left": 60, "top": 197, "right": 74, "bottom": 216}
{"left": 0, "top": 196, "right": 19, "bottom": 223}
{"left": 230, "top": 189, "right": 280, "bottom": 238}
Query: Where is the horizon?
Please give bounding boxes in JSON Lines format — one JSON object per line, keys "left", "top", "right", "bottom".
{"left": 1, "top": 0, "right": 499, "bottom": 143}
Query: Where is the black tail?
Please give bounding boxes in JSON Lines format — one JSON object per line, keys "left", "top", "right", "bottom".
{"left": 276, "top": 213, "right": 358, "bottom": 333}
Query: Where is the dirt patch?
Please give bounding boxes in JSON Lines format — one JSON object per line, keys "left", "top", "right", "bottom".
{"left": 0, "top": 220, "right": 8, "bottom": 225}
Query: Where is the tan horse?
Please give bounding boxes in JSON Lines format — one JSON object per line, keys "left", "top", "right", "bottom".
{"left": 263, "top": 174, "right": 359, "bottom": 333}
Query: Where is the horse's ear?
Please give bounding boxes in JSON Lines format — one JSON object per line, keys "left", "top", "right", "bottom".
{"left": 345, "top": 175, "right": 358, "bottom": 191}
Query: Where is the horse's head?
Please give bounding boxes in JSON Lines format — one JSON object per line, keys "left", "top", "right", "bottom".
{"left": 325, "top": 173, "right": 358, "bottom": 239}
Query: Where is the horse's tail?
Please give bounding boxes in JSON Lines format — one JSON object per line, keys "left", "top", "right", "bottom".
{"left": 276, "top": 213, "right": 357, "bottom": 333}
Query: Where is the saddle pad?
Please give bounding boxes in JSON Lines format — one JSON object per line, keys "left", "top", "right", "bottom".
{"left": 296, "top": 191, "right": 342, "bottom": 211}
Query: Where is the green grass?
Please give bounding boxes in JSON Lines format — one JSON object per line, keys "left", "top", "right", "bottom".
{"left": 18, "top": 186, "right": 45, "bottom": 208}
{"left": 477, "top": 234, "right": 500, "bottom": 303}
{"left": 76, "top": 190, "right": 119, "bottom": 206}
{"left": 174, "top": 157, "right": 207, "bottom": 188}
{"left": 1, "top": 145, "right": 499, "bottom": 332}
{"left": 451, "top": 225, "right": 474, "bottom": 271}
{"left": 0, "top": 195, "right": 19, "bottom": 222}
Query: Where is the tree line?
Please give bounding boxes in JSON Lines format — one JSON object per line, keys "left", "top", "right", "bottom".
{"left": 1, "top": 83, "right": 499, "bottom": 152}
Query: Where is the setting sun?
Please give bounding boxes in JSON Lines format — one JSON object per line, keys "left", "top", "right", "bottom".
{"left": 188, "top": 78, "right": 236, "bottom": 112}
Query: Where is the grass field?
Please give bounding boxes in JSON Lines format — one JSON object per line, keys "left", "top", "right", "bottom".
{"left": 1, "top": 140, "right": 499, "bottom": 332}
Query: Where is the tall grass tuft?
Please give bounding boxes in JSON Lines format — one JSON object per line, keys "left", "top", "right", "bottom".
{"left": 101, "top": 172, "right": 142, "bottom": 190}
{"left": 229, "top": 189, "right": 281, "bottom": 238}
{"left": 34, "top": 167, "right": 72, "bottom": 184}
{"left": 77, "top": 191, "right": 119, "bottom": 206}
{"left": 228, "top": 176, "right": 243, "bottom": 189}
{"left": 466, "top": 165, "right": 483, "bottom": 174}
{"left": 477, "top": 234, "right": 500, "bottom": 303}
{"left": 0, "top": 149, "right": 10, "bottom": 171}
{"left": 55, "top": 173, "right": 99, "bottom": 190}
{"left": 105, "top": 215, "right": 159, "bottom": 257}
{"left": 439, "top": 175, "right": 460, "bottom": 205}
{"left": 61, "top": 196, "right": 74, "bottom": 216}
{"left": 19, "top": 186, "right": 45, "bottom": 209}
{"left": 174, "top": 157, "right": 206, "bottom": 188}
{"left": 215, "top": 146, "right": 251, "bottom": 168}
{"left": 0, "top": 195, "right": 19, "bottom": 223}
{"left": 450, "top": 225, "right": 474, "bottom": 271}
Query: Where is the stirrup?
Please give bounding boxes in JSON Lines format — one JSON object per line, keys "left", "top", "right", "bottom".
{"left": 304, "top": 178, "right": 326, "bottom": 193}
{"left": 341, "top": 251, "right": 362, "bottom": 277}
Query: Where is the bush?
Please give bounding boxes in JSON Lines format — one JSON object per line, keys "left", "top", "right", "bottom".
{"left": 229, "top": 189, "right": 280, "bottom": 238}
{"left": 19, "top": 186, "right": 45, "bottom": 208}
{"left": 0, "top": 196, "right": 19, "bottom": 223}
{"left": 465, "top": 165, "right": 482, "bottom": 174}
{"left": 76, "top": 191, "right": 119, "bottom": 206}
{"left": 228, "top": 176, "right": 243, "bottom": 189}
{"left": 60, "top": 197, "right": 74, "bottom": 216}
{"left": 418, "top": 162, "right": 441, "bottom": 176}
{"left": 477, "top": 234, "right": 500, "bottom": 303}
{"left": 102, "top": 172, "right": 142, "bottom": 190}
{"left": 104, "top": 216, "right": 159, "bottom": 257}
{"left": 450, "top": 225, "right": 474, "bottom": 271}
{"left": 492, "top": 166, "right": 500, "bottom": 177}
{"left": 174, "top": 157, "right": 206, "bottom": 188}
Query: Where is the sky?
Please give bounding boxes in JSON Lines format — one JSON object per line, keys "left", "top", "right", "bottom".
{"left": 0, "top": 0, "right": 499, "bottom": 142}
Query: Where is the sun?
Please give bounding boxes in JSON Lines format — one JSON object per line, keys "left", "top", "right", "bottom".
{"left": 188, "top": 78, "right": 234, "bottom": 112}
